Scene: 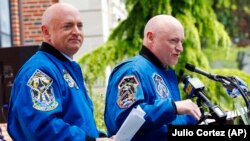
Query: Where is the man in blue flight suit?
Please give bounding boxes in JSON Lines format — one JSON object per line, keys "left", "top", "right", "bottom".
{"left": 104, "top": 15, "right": 202, "bottom": 141}
{"left": 7, "top": 3, "right": 113, "bottom": 141}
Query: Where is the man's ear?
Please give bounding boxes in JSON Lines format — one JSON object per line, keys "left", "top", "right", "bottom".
{"left": 41, "top": 25, "right": 50, "bottom": 40}
{"left": 147, "top": 31, "right": 153, "bottom": 43}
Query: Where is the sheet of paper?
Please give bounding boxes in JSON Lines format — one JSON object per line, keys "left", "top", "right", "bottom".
{"left": 115, "top": 106, "right": 146, "bottom": 141}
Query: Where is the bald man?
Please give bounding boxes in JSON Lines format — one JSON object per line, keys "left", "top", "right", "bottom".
{"left": 7, "top": 3, "right": 113, "bottom": 141}
{"left": 104, "top": 15, "right": 201, "bottom": 141}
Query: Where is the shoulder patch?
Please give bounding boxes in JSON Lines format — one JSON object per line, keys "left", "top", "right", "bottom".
{"left": 27, "top": 69, "right": 58, "bottom": 111}
{"left": 117, "top": 75, "right": 138, "bottom": 108}
{"left": 63, "top": 69, "right": 79, "bottom": 89}
{"left": 153, "top": 73, "right": 169, "bottom": 98}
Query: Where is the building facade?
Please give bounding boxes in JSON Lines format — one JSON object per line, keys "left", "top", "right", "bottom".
{"left": 0, "top": 0, "right": 127, "bottom": 60}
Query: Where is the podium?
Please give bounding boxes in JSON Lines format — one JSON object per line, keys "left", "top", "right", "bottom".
{"left": 200, "top": 106, "right": 250, "bottom": 125}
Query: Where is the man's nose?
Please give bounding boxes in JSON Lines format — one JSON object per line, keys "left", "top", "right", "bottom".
{"left": 176, "top": 43, "right": 183, "bottom": 52}
{"left": 72, "top": 26, "right": 81, "bottom": 34}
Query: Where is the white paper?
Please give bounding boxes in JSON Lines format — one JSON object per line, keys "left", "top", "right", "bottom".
{"left": 115, "top": 106, "right": 146, "bottom": 141}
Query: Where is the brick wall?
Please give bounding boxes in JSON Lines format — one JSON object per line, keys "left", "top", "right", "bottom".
{"left": 10, "top": 0, "right": 21, "bottom": 46}
{"left": 11, "top": 0, "right": 59, "bottom": 46}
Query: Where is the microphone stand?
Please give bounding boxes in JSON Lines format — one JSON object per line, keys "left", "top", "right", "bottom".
{"left": 216, "top": 75, "right": 250, "bottom": 111}
{"left": 216, "top": 75, "right": 250, "bottom": 124}
{"left": 196, "top": 100, "right": 227, "bottom": 125}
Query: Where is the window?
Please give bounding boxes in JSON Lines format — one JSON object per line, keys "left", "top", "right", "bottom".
{"left": 0, "top": 0, "right": 11, "bottom": 48}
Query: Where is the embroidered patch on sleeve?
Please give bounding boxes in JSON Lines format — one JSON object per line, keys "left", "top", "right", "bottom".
{"left": 153, "top": 73, "right": 169, "bottom": 98}
{"left": 63, "top": 69, "right": 79, "bottom": 89}
{"left": 117, "top": 75, "right": 138, "bottom": 108}
{"left": 27, "top": 69, "right": 58, "bottom": 111}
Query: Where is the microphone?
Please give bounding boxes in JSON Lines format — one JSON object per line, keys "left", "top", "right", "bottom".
{"left": 185, "top": 63, "right": 231, "bottom": 91}
{"left": 181, "top": 75, "right": 227, "bottom": 122}
{"left": 185, "top": 63, "right": 250, "bottom": 110}
{"left": 226, "top": 76, "right": 249, "bottom": 98}
{"left": 185, "top": 63, "right": 220, "bottom": 82}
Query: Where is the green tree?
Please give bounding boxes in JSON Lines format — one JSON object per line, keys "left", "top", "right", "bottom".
{"left": 213, "top": 0, "right": 250, "bottom": 46}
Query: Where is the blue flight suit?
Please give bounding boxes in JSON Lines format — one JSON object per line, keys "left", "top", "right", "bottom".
{"left": 7, "top": 42, "right": 102, "bottom": 141}
{"left": 104, "top": 46, "right": 197, "bottom": 141}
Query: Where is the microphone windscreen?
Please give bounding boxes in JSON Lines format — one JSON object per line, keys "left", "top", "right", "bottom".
{"left": 181, "top": 74, "right": 190, "bottom": 84}
{"left": 185, "top": 64, "right": 195, "bottom": 71}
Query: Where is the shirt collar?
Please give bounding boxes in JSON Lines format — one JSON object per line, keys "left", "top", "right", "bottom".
{"left": 61, "top": 52, "right": 74, "bottom": 62}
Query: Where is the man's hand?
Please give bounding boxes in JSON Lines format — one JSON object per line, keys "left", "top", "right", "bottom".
{"left": 175, "top": 99, "right": 201, "bottom": 120}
